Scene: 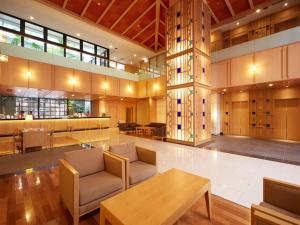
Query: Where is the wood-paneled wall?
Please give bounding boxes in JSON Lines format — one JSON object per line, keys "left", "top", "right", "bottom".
{"left": 0, "top": 56, "right": 167, "bottom": 99}
{"left": 211, "top": 42, "right": 300, "bottom": 89}
{"left": 221, "top": 86, "right": 300, "bottom": 141}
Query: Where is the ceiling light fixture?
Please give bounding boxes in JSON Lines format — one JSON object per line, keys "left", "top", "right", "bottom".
{"left": 76, "top": 33, "right": 80, "bottom": 37}
{"left": 109, "top": 45, "right": 113, "bottom": 48}
{"left": 284, "top": 2, "right": 288, "bottom": 6}
{"left": 256, "top": 9, "right": 261, "bottom": 13}
{"left": 134, "top": 54, "right": 137, "bottom": 57}
{"left": 268, "top": 83, "right": 273, "bottom": 87}
{"left": 223, "top": 88, "right": 227, "bottom": 92}
{"left": 29, "top": 16, "right": 34, "bottom": 20}
{"left": 143, "top": 57, "right": 148, "bottom": 63}
{"left": 25, "top": 71, "right": 32, "bottom": 78}
{"left": 0, "top": 54, "right": 8, "bottom": 62}
{"left": 236, "top": 22, "right": 240, "bottom": 26}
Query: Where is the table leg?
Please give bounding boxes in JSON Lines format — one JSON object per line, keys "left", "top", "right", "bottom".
{"left": 100, "top": 211, "right": 106, "bottom": 225}
{"left": 205, "top": 190, "right": 211, "bottom": 220}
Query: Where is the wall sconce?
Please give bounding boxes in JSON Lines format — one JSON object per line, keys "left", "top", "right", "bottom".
{"left": 69, "top": 77, "right": 78, "bottom": 85}
{"left": 250, "top": 64, "right": 258, "bottom": 74}
{"left": 127, "top": 85, "right": 133, "bottom": 93}
{"left": 153, "top": 83, "right": 160, "bottom": 91}
{"left": 102, "top": 81, "right": 108, "bottom": 90}
{"left": 0, "top": 54, "right": 8, "bottom": 62}
{"left": 25, "top": 71, "right": 32, "bottom": 78}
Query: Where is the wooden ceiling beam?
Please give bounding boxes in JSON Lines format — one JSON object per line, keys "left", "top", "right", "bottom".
{"left": 203, "top": 0, "right": 220, "bottom": 23}
{"left": 160, "top": 19, "right": 166, "bottom": 26}
{"left": 96, "top": 0, "right": 116, "bottom": 24}
{"left": 159, "top": 32, "right": 165, "bottom": 39}
{"left": 161, "top": 0, "right": 167, "bottom": 9}
{"left": 122, "top": 1, "right": 156, "bottom": 35}
{"left": 155, "top": 0, "right": 161, "bottom": 51}
{"left": 142, "top": 34, "right": 155, "bottom": 44}
{"left": 110, "top": 0, "right": 139, "bottom": 30}
{"left": 248, "top": 0, "right": 254, "bottom": 9}
{"left": 81, "top": 0, "right": 93, "bottom": 17}
{"left": 132, "top": 20, "right": 155, "bottom": 40}
{"left": 212, "top": 0, "right": 280, "bottom": 30}
{"left": 225, "top": 0, "right": 235, "bottom": 16}
{"left": 62, "top": 0, "right": 69, "bottom": 8}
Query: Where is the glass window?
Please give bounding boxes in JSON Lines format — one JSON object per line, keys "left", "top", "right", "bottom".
{"left": 83, "top": 41, "right": 94, "bottom": 54}
{"left": 0, "top": 30, "right": 21, "bottom": 46}
{"left": 117, "top": 63, "right": 125, "bottom": 70}
{"left": 24, "top": 37, "right": 44, "bottom": 51}
{"left": 97, "top": 46, "right": 107, "bottom": 57}
{"left": 109, "top": 61, "right": 116, "bottom": 68}
{"left": 82, "top": 53, "right": 96, "bottom": 64}
{"left": 47, "top": 30, "right": 63, "bottom": 44}
{"left": 66, "top": 49, "right": 80, "bottom": 60}
{"left": 0, "top": 13, "right": 20, "bottom": 31}
{"left": 66, "top": 36, "right": 80, "bottom": 49}
{"left": 47, "top": 43, "right": 64, "bottom": 56}
{"left": 25, "top": 22, "right": 44, "bottom": 38}
{"left": 97, "top": 58, "right": 108, "bottom": 67}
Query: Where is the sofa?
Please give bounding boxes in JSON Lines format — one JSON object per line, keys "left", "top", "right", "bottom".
{"left": 59, "top": 147, "right": 125, "bottom": 225}
{"left": 251, "top": 177, "right": 300, "bottom": 225}
{"left": 108, "top": 142, "right": 157, "bottom": 189}
{"left": 147, "top": 122, "right": 166, "bottom": 140}
{"left": 118, "top": 122, "right": 137, "bottom": 133}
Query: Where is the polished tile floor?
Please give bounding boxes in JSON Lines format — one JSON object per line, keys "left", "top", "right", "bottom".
{"left": 91, "top": 134, "right": 300, "bottom": 208}
{"left": 1, "top": 130, "right": 300, "bottom": 209}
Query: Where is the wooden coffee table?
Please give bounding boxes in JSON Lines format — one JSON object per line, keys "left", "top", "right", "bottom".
{"left": 100, "top": 168, "right": 211, "bottom": 225}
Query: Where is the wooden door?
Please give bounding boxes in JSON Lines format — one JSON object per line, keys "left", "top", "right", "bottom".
{"left": 240, "top": 101, "right": 249, "bottom": 136}
{"left": 231, "top": 102, "right": 241, "bottom": 135}
{"left": 286, "top": 99, "right": 300, "bottom": 141}
{"left": 273, "top": 100, "right": 286, "bottom": 140}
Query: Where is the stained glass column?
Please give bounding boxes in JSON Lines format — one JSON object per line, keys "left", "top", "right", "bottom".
{"left": 166, "top": 0, "right": 211, "bottom": 146}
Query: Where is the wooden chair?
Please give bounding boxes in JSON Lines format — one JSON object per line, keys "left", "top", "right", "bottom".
{"left": 251, "top": 177, "right": 300, "bottom": 225}
{"left": 59, "top": 147, "right": 126, "bottom": 225}
{"left": 12, "top": 129, "right": 22, "bottom": 154}
{"left": 108, "top": 142, "right": 157, "bottom": 189}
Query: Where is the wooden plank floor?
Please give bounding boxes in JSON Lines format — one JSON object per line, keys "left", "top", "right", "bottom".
{"left": 0, "top": 167, "right": 251, "bottom": 225}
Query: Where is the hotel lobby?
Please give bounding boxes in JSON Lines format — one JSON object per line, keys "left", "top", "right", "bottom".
{"left": 0, "top": 0, "right": 300, "bottom": 224}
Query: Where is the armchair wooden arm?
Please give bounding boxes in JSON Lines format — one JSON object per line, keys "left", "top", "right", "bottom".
{"left": 136, "top": 146, "right": 157, "bottom": 166}
{"left": 263, "top": 177, "right": 300, "bottom": 215}
{"left": 251, "top": 204, "right": 300, "bottom": 225}
{"left": 59, "top": 159, "right": 79, "bottom": 225}
{"left": 103, "top": 152, "right": 126, "bottom": 191}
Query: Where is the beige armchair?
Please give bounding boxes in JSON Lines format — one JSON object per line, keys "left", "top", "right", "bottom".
{"left": 251, "top": 177, "right": 300, "bottom": 225}
{"left": 109, "top": 142, "right": 157, "bottom": 189}
{"left": 59, "top": 147, "right": 125, "bottom": 225}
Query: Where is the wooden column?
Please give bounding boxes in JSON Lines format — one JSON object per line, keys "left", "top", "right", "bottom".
{"left": 166, "top": 0, "right": 211, "bottom": 146}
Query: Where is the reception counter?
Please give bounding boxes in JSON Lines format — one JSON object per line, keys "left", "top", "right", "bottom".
{"left": 0, "top": 117, "right": 110, "bottom": 136}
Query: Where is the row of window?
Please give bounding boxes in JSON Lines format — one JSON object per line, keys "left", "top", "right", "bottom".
{"left": 0, "top": 11, "right": 109, "bottom": 66}
{"left": 14, "top": 97, "right": 90, "bottom": 119}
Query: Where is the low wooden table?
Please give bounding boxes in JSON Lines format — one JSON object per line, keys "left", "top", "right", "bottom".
{"left": 100, "top": 168, "right": 211, "bottom": 225}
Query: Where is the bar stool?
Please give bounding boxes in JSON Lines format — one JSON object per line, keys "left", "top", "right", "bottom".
{"left": 12, "top": 129, "right": 22, "bottom": 154}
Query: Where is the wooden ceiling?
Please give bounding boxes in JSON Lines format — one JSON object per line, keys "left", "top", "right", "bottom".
{"left": 39, "top": 0, "right": 273, "bottom": 51}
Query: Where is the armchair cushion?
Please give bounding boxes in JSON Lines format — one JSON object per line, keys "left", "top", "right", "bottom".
{"left": 130, "top": 161, "right": 156, "bottom": 185}
{"left": 259, "top": 202, "right": 300, "bottom": 220}
{"left": 79, "top": 171, "right": 122, "bottom": 205}
{"left": 64, "top": 148, "right": 104, "bottom": 177}
{"left": 109, "top": 142, "right": 138, "bottom": 162}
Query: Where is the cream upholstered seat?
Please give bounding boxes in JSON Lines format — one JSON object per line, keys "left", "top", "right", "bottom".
{"left": 59, "top": 147, "right": 125, "bottom": 225}
{"left": 251, "top": 177, "right": 300, "bottom": 225}
{"left": 109, "top": 142, "right": 157, "bottom": 189}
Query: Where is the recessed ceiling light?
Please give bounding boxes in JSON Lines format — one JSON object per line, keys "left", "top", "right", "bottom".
{"left": 29, "top": 16, "right": 34, "bottom": 20}
{"left": 130, "top": 61, "right": 133, "bottom": 64}
{"left": 236, "top": 22, "right": 240, "bottom": 26}
{"left": 143, "top": 57, "right": 148, "bottom": 63}
{"left": 97, "top": 2, "right": 101, "bottom": 6}
{"left": 76, "top": 33, "right": 80, "bottom": 37}
{"left": 109, "top": 45, "right": 113, "bottom": 48}
{"left": 256, "top": 9, "right": 261, "bottom": 13}
{"left": 223, "top": 88, "right": 227, "bottom": 92}
{"left": 284, "top": 2, "right": 288, "bottom": 6}
{"left": 71, "top": 94, "right": 75, "bottom": 97}
{"left": 268, "top": 83, "right": 273, "bottom": 87}
{"left": 134, "top": 54, "right": 137, "bottom": 57}
{"left": 240, "top": 90, "right": 243, "bottom": 93}
{"left": 120, "top": 98, "right": 123, "bottom": 101}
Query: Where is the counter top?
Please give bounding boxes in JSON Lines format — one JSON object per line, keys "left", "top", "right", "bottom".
{"left": 0, "top": 116, "right": 110, "bottom": 121}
